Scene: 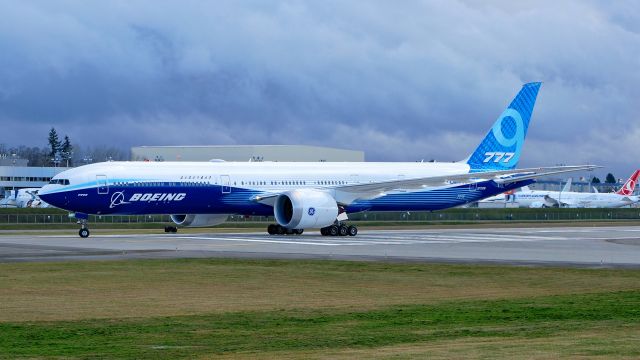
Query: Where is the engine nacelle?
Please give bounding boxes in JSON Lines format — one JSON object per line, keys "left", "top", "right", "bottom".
{"left": 274, "top": 189, "right": 338, "bottom": 229}
{"left": 170, "top": 214, "right": 229, "bottom": 227}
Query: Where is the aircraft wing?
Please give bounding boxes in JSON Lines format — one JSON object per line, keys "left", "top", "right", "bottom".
{"left": 545, "top": 194, "right": 596, "bottom": 208}
{"left": 335, "top": 165, "right": 597, "bottom": 194}
{"left": 543, "top": 195, "right": 568, "bottom": 207}
{"left": 254, "top": 165, "right": 599, "bottom": 205}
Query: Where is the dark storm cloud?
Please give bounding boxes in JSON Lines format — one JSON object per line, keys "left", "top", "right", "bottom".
{"left": 0, "top": 0, "right": 639, "bottom": 175}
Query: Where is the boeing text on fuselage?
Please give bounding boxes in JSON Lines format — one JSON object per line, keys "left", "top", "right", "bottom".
{"left": 110, "top": 191, "right": 187, "bottom": 208}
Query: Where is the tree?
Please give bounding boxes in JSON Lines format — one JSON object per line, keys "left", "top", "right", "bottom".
{"left": 61, "top": 135, "right": 73, "bottom": 167}
{"left": 591, "top": 176, "right": 601, "bottom": 184}
{"left": 47, "top": 128, "right": 61, "bottom": 159}
{"left": 605, "top": 173, "right": 616, "bottom": 184}
{"left": 9, "top": 145, "right": 49, "bottom": 167}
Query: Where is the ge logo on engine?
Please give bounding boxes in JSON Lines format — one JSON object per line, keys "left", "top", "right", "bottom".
{"left": 308, "top": 207, "right": 316, "bottom": 216}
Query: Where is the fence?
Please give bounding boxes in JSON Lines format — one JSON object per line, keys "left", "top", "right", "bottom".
{"left": 2, "top": 208, "right": 640, "bottom": 225}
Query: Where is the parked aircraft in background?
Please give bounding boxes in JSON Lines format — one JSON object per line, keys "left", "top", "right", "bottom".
{"left": 39, "top": 82, "right": 597, "bottom": 237}
{"left": 0, "top": 188, "right": 51, "bottom": 208}
{"left": 479, "top": 178, "right": 572, "bottom": 207}
{"left": 0, "top": 190, "right": 17, "bottom": 207}
{"left": 485, "top": 170, "right": 640, "bottom": 208}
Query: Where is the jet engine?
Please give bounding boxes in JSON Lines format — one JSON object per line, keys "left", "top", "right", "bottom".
{"left": 274, "top": 189, "right": 338, "bottom": 229}
{"left": 170, "top": 214, "right": 229, "bottom": 227}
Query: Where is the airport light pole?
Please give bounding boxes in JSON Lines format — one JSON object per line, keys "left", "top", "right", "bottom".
{"left": 51, "top": 155, "right": 61, "bottom": 167}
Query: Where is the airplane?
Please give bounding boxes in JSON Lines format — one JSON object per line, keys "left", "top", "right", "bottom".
{"left": 480, "top": 177, "right": 573, "bottom": 207}
{"left": 0, "top": 188, "right": 51, "bottom": 208}
{"left": 14, "top": 188, "right": 51, "bottom": 208}
{"left": 39, "top": 82, "right": 598, "bottom": 238}
{"left": 503, "top": 170, "right": 640, "bottom": 208}
{"left": 0, "top": 190, "right": 17, "bottom": 207}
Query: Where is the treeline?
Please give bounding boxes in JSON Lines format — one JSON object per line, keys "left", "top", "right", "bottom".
{"left": 0, "top": 128, "right": 127, "bottom": 167}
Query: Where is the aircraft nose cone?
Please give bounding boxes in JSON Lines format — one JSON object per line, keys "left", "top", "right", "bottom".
{"left": 38, "top": 186, "right": 65, "bottom": 208}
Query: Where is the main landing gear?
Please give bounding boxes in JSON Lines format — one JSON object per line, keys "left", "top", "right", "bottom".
{"left": 267, "top": 224, "right": 304, "bottom": 235}
{"left": 320, "top": 223, "right": 358, "bottom": 237}
{"left": 266, "top": 223, "right": 358, "bottom": 236}
{"left": 164, "top": 226, "right": 178, "bottom": 233}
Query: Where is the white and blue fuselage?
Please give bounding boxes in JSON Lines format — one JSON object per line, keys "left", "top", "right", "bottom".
{"left": 39, "top": 161, "right": 533, "bottom": 216}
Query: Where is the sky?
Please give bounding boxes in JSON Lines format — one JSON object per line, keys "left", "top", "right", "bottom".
{"left": 0, "top": 0, "right": 639, "bottom": 178}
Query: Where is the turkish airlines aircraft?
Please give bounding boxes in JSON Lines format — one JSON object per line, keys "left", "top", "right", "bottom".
{"left": 516, "top": 170, "right": 640, "bottom": 208}
{"left": 39, "top": 83, "right": 596, "bottom": 238}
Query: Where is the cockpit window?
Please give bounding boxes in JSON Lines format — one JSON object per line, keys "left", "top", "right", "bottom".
{"left": 49, "top": 179, "right": 70, "bottom": 185}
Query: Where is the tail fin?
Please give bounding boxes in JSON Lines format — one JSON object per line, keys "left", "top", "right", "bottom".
{"left": 562, "top": 178, "right": 572, "bottom": 193}
{"left": 466, "top": 82, "right": 541, "bottom": 172}
{"left": 616, "top": 170, "right": 640, "bottom": 195}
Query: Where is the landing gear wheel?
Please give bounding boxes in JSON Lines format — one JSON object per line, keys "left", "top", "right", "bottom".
{"left": 329, "top": 225, "right": 339, "bottom": 236}
{"left": 171, "top": 226, "right": 178, "bottom": 233}
{"left": 267, "top": 224, "right": 277, "bottom": 235}
{"left": 338, "top": 225, "right": 348, "bottom": 236}
{"left": 164, "top": 226, "right": 178, "bottom": 233}
{"left": 277, "top": 225, "right": 286, "bottom": 235}
{"left": 294, "top": 229, "right": 304, "bottom": 235}
{"left": 320, "top": 227, "right": 328, "bottom": 236}
{"left": 347, "top": 225, "right": 358, "bottom": 236}
{"left": 76, "top": 217, "right": 90, "bottom": 238}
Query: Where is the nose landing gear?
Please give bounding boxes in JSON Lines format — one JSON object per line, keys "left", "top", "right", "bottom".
{"left": 77, "top": 219, "right": 90, "bottom": 238}
{"left": 70, "top": 213, "right": 91, "bottom": 238}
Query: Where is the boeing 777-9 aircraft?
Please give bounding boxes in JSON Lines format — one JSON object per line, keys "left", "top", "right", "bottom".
{"left": 39, "top": 83, "right": 596, "bottom": 237}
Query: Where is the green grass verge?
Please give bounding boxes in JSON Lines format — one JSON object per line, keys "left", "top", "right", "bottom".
{"left": 1, "top": 291, "right": 638, "bottom": 359}
{"left": 1, "top": 259, "right": 640, "bottom": 358}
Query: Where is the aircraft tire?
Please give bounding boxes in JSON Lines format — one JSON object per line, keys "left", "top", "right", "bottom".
{"left": 79, "top": 228, "right": 90, "bottom": 238}
{"left": 338, "top": 225, "right": 348, "bottom": 236}
{"left": 347, "top": 225, "right": 358, "bottom": 236}
{"left": 267, "top": 224, "right": 277, "bottom": 235}
{"left": 329, "top": 225, "right": 339, "bottom": 236}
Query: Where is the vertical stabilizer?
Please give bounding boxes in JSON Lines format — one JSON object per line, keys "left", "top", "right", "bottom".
{"left": 562, "top": 178, "right": 572, "bottom": 193}
{"left": 616, "top": 170, "right": 640, "bottom": 195}
{"left": 466, "top": 82, "right": 541, "bottom": 172}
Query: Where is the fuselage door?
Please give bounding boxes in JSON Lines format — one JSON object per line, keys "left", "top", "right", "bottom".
{"left": 221, "top": 175, "right": 231, "bottom": 194}
{"left": 97, "top": 175, "right": 109, "bottom": 194}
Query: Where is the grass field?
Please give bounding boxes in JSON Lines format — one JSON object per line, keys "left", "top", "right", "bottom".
{"left": 1, "top": 259, "right": 639, "bottom": 359}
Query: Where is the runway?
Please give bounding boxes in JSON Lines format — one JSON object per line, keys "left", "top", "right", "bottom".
{"left": 1, "top": 226, "right": 640, "bottom": 267}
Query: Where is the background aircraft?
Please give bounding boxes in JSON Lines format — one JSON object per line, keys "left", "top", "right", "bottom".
{"left": 484, "top": 170, "right": 639, "bottom": 208}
